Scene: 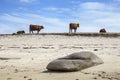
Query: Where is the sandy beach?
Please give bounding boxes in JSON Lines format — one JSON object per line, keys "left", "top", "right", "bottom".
{"left": 0, "top": 34, "right": 120, "bottom": 80}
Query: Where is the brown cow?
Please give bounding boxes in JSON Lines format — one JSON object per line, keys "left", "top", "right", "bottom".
{"left": 99, "top": 28, "right": 106, "bottom": 33}
{"left": 17, "top": 30, "right": 25, "bottom": 35}
{"left": 29, "top": 24, "right": 44, "bottom": 34}
{"left": 69, "top": 23, "right": 79, "bottom": 33}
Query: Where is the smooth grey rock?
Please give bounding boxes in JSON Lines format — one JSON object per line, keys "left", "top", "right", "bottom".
{"left": 47, "top": 51, "right": 103, "bottom": 72}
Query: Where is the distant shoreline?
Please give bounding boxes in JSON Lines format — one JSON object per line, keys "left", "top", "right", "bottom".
{"left": 0, "top": 32, "right": 120, "bottom": 37}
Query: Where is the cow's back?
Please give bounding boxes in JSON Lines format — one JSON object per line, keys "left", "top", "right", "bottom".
{"left": 99, "top": 28, "right": 106, "bottom": 33}
{"left": 70, "top": 23, "right": 79, "bottom": 29}
{"left": 30, "top": 25, "right": 40, "bottom": 30}
{"left": 17, "top": 30, "right": 25, "bottom": 34}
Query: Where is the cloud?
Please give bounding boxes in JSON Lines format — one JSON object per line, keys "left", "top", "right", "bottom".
{"left": 80, "top": 2, "right": 116, "bottom": 11}
{"left": 71, "top": 2, "right": 120, "bottom": 32}
{"left": 43, "top": 7, "right": 70, "bottom": 13}
{"left": 43, "top": 7, "right": 58, "bottom": 11}
{"left": 0, "top": 1, "right": 120, "bottom": 33}
{"left": 19, "top": 0, "right": 35, "bottom": 3}
{"left": 24, "top": 13, "right": 69, "bottom": 32}
{"left": 0, "top": 23, "right": 20, "bottom": 34}
{"left": 0, "top": 14, "right": 31, "bottom": 24}
{"left": 114, "top": 0, "right": 120, "bottom": 1}
{"left": 0, "top": 13, "right": 69, "bottom": 33}
{"left": 81, "top": 2, "right": 105, "bottom": 10}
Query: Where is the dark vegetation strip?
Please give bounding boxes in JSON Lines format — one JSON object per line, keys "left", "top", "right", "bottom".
{"left": 0, "top": 57, "right": 21, "bottom": 60}
{"left": 0, "top": 33, "right": 120, "bottom": 37}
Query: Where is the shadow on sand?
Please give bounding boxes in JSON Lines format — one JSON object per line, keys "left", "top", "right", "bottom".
{"left": 42, "top": 70, "right": 79, "bottom": 73}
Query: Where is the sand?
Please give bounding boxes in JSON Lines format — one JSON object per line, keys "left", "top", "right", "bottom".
{"left": 0, "top": 34, "right": 120, "bottom": 80}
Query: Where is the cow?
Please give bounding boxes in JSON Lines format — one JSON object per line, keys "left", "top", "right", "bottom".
{"left": 12, "top": 33, "right": 16, "bottom": 35}
{"left": 17, "top": 30, "right": 25, "bottom": 35}
{"left": 99, "top": 28, "right": 106, "bottom": 33}
{"left": 69, "top": 23, "right": 79, "bottom": 33}
{"left": 29, "top": 24, "right": 44, "bottom": 34}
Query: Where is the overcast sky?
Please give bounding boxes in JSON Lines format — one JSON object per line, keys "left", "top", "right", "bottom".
{"left": 0, "top": 0, "right": 120, "bottom": 34}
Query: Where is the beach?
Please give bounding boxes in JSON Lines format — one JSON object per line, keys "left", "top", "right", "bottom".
{"left": 0, "top": 34, "right": 120, "bottom": 80}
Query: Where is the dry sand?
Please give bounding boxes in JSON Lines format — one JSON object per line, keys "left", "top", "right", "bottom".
{"left": 0, "top": 34, "right": 120, "bottom": 80}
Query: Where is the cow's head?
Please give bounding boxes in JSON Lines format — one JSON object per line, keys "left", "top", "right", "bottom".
{"left": 100, "top": 28, "right": 106, "bottom": 33}
{"left": 41, "top": 26, "right": 44, "bottom": 29}
{"left": 77, "top": 24, "right": 79, "bottom": 27}
{"left": 22, "top": 31, "right": 25, "bottom": 33}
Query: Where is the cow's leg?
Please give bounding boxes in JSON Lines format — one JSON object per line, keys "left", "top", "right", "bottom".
{"left": 74, "top": 29, "right": 77, "bottom": 33}
{"left": 69, "top": 28, "right": 71, "bottom": 33}
{"left": 70, "top": 29, "right": 72, "bottom": 33}
{"left": 29, "top": 30, "right": 31, "bottom": 34}
{"left": 37, "top": 30, "right": 39, "bottom": 34}
{"left": 71, "top": 29, "right": 73, "bottom": 33}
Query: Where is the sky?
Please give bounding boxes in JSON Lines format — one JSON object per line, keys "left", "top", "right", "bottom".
{"left": 0, "top": 0, "right": 120, "bottom": 34}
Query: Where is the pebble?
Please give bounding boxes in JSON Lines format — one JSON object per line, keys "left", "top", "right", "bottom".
{"left": 14, "top": 69, "right": 18, "bottom": 73}
{"left": 28, "top": 78, "right": 32, "bottom": 80}
{"left": 93, "top": 77, "right": 97, "bottom": 79}
{"left": 94, "top": 49, "right": 98, "bottom": 51}
{"left": 24, "top": 76, "right": 27, "bottom": 78}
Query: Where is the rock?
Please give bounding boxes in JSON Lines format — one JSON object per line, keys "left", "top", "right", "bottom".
{"left": 47, "top": 51, "right": 103, "bottom": 72}
{"left": 24, "top": 76, "right": 27, "bottom": 78}
{"left": 14, "top": 69, "right": 18, "bottom": 73}
{"left": 94, "top": 49, "right": 98, "bottom": 51}
{"left": 93, "top": 77, "right": 97, "bottom": 79}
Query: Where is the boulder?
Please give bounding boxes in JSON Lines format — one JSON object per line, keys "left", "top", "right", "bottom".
{"left": 47, "top": 51, "right": 103, "bottom": 72}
